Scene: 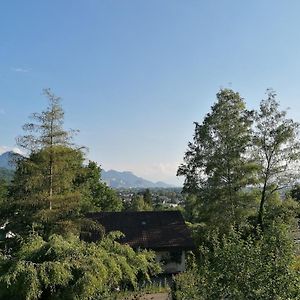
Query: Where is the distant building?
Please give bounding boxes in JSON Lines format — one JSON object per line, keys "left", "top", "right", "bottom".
{"left": 87, "top": 211, "right": 195, "bottom": 274}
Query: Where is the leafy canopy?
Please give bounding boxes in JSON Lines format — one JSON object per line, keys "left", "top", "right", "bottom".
{"left": 0, "top": 233, "right": 160, "bottom": 300}
{"left": 178, "top": 89, "right": 257, "bottom": 229}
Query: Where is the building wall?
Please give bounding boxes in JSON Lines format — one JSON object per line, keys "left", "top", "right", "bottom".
{"left": 156, "top": 250, "right": 186, "bottom": 273}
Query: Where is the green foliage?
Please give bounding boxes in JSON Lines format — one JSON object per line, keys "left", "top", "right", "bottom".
{"left": 16, "top": 88, "right": 75, "bottom": 152}
{"left": 0, "top": 179, "right": 8, "bottom": 244}
{"left": 178, "top": 89, "right": 257, "bottom": 230}
{"left": 0, "top": 233, "right": 161, "bottom": 300}
{"left": 253, "top": 90, "right": 300, "bottom": 228}
{"left": 178, "top": 88, "right": 300, "bottom": 230}
{"left": 127, "top": 195, "right": 153, "bottom": 211}
{"left": 142, "top": 189, "right": 152, "bottom": 207}
{"left": 182, "top": 194, "right": 198, "bottom": 222}
{"left": 125, "top": 189, "right": 153, "bottom": 211}
{"left": 1, "top": 146, "right": 96, "bottom": 238}
{"left": 0, "top": 91, "right": 120, "bottom": 242}
{"left": 174, "top": 224, "right": 300, "bottom": 300}
{"left": 263, "top": 193, "right": 300, "bottom": 229}
{"left": 289, "top": 184, "right": 300, "bottom": 203}
{"left": 76, "top": 161, "right": 123, "bottom": 212}
{"left": 0, "top": 89, "right": 92, "bottom": 239}
{"left": 0, "top": 179, "right": 8, "bottom": 204}
{"left": 0, "top": 90, "right": 163, "bottom": 299}
{"left": 11, "top": 146, "right": 84, "bottom": 199}
{"left": 175, "top": 88, "right": 300, "bottom": 299}
{"left": 288, "top": 185, "right": 300, "bottom": 229}
{"left": 0, "top": 167, "right": 14, "bottom": 182}
{"left": 16, "top": 89, "right": 79, "bottom": 215}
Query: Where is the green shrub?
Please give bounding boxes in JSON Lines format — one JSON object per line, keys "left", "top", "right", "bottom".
{"left": 174, "top": 223, "right": 300, "bottom": 300}
{"left": 0, "top": 233, "right": 161, "bottom": 300}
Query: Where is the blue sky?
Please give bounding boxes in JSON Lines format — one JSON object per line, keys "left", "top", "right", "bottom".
{"left": 1, "top": 1, "right": 300, "bottom": 185}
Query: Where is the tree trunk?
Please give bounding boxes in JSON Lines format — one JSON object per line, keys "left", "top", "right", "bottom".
{"left": 258, "top": 178, "right": 267, "bottom": 230}
{"left": 49, "top": 154, "right": 53, "bottom": 210}
{"left": 49, "top": 115, "right": 54, "bottom": 210}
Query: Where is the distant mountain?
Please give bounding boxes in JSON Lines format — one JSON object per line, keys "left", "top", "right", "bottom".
{"left": 0, "top": 151, "right": 18, "bottom": 170}
{"left": 101, "top": 169, "right": 174, "bottom": 189}
{"left": 0, "top": 151, "right": 19, "bottom": 181}
{"left": 0, "top": 151, "right": 175, "bottom": 188}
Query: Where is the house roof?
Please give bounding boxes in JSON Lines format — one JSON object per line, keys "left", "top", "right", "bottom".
{"left": 87, "top": 210, "right": 195, "bottom": 251}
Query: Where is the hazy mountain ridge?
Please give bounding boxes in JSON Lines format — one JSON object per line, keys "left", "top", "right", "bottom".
{"left": 0, "top": 152, "right": 174, "bottom": 188}
{"left": 101, "top": 170, "right": 175, "bottom": 188}
{"left": 0, "top": 151, "right": 17, "bottom": 170}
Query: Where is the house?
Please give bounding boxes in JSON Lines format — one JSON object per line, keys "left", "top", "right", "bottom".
{"left": 87, "top": 210, "right": 195, "bottom": 274}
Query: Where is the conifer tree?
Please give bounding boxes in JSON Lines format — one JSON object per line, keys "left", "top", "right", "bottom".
{"left": 17, "top": 88, "right": 77, "bottom": 210}
{"left": 2, "top": 90, "right": 94, "bottom": 238}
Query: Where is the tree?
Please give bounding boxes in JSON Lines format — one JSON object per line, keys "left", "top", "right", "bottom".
{"left": 0, "top": 90, "right": 98, "bottom": 239}
{"left": 253, "top": 90, "right": 300, "bottom": 228}
{"left": 0, "top": 179, "right": 8, "bottom": 245}
{"left": 17, "top": 88, "right": 77, "bottom": 211}
{"left": 128, "top": 195, "right": 152, "bottom": 211}
{"left": 0, "top": 168, "right": 14, "bottom": 182}
{"left": 173, "top": 224, "right": 300, "bottom": 300}
{"left": 142, "top": 189, "right": 153, "bottom": 207}
{"left": 178, "top": 89, "right": 256, "bottom": 229}
{"left": 76, "top": 161, "right": 123, "bottom": 212}
{"left": 0, "top": 90, "right": 162, "bottom": 299}
{"left": 4, "top": 146, "right": 93, "bottom": 238}
{"left": 0, "top": 179, "right": 8, "bottom": 204}
{"left": 289, "top": 184, "right": 300, "bottom": 203}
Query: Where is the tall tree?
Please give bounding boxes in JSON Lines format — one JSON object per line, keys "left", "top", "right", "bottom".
{"left": 1, "top": 90, "right": 97, "bottom": 239}
{"left": 6, "top": 146, "right": 90, "bottom": 237}
{"left": 17, "top": 88, "right": 77, "bottom": 210}
{"left": 253, "top": 90, "right": 300, "bottom": 228}
{"left": 178, "top": 89, "right": 256, "bottom": 229}
{"left": 142, "top": 188, "right": 153, "bottom": 207}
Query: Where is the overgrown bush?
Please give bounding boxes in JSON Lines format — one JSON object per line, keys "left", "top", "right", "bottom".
{"left": 173, "top": 223, "right": 300, "bottom": 300}
{"left": 0, "top": 232, "right": 161, "bottom": 300}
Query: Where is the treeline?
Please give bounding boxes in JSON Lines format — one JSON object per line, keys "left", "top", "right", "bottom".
{"left": 174, "top": 89, "right": 300, "bottom": 299}
{"left": 1, "top": 88, "right": 300, "bottom": 299}
{"left": 0, "top": 168, "right": 14, "bottom": 182}
{"left": 0, "top": 89, "right": 160, "bottom": 299}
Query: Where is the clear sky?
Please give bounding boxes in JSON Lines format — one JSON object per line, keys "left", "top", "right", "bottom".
{"left": 1, "top": 1, "right": 300, "bottom": 185}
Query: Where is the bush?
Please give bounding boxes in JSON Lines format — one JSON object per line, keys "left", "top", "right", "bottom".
{"left": 173, "top": 223, "right": 300, "bottom": 300}
{"left": 0, "top": 233, "right": 161, "bottom": 300}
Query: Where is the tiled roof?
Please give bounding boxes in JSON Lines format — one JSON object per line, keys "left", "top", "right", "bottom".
{"left": 87, "top": 210, "right": 195, "bottom": 250}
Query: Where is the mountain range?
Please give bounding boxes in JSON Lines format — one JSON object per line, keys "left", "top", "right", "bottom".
{"left": 0, "top": 151, "right": 17, "bottom": 170}
{"left": 0, "top": 152, "right": 17, "bottom": 181}
{"left": 0, "top": 151, "right": 174, "bottom": 188}
{"left": 101, "top": 169, "right": 174, "bottom": 189}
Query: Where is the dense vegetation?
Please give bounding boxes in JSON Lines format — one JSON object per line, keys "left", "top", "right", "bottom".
{"left": 174, "top": 89, "right": 300, "bottom": 299}
{"left": 0, "top": 89, "right": 160, "bottom": 299}
{"left": 0, "top": 167, "right": 14, "bottom": 182}
{"left": 1, "top": 88, "right": 300, "bottom": 299}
